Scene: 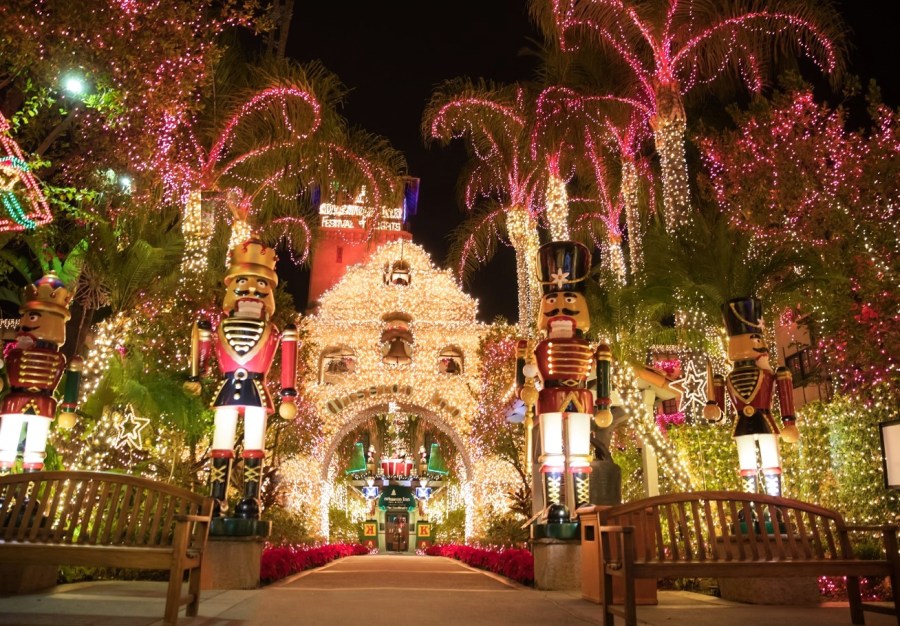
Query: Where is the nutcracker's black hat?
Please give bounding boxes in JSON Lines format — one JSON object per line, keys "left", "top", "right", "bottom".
{"left": 722, "top": 297, "right": 764, "bottom": 336}
{"left": 537, "top": 241, "right": 591, "bottom": 294}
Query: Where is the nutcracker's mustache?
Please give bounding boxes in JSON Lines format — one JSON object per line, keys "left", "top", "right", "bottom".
{"left": 20, "top": 325, "right": 38, "bottom": 332}
{"left": 543, "top": 308, "right": 579, "bottom": 317}
{"left": 233, "top": 289, "right": 269, "bottom": 298}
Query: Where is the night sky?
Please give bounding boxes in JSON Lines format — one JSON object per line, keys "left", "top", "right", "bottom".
{"left": 283, "top": 1, "right": 896, "bottom": 324}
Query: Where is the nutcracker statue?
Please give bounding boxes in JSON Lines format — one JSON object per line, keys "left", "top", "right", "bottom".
{"left": 704, "top": 297, "right": 799, "bottom": 496}
{"left": 185, "top": 237, "right": 298, "bottom": 520}
{"left": 520, "top": 241, "right": 613, "bottom": 524}
{"left": 0, "top": 271, "right": 82, "bottom": 473}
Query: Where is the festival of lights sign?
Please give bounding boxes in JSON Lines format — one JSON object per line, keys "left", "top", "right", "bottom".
{"left": 318, "top": 189, "right": 405, "bottom": 231}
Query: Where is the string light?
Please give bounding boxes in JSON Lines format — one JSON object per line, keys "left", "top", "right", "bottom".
{"left": 0, "top": 112, "right": 52, "bottom": 232}
{"left": 546, "top": 0, "right": 840, "bottom": 234}
{"left": 296, "top": 241, "right": 502, "bottom": 538}
{"left": 506, "top": 207, "right": 541, "bottom": 335}
{"left": 545, "top": 170, "right": 570, "bottom": 241}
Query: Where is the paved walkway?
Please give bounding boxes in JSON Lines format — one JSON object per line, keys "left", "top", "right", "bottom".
{"left": 0, "top": 554, "right": 896, "bottom": 626}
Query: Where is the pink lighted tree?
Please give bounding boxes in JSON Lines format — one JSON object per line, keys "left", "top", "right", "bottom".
{"left": 423, "top": 78, "right": 548, "bottom": 332}
{"left": 699, "top": 87, "right": 899, "bottom": 394}
{"left": 530, "top": 0, "right": 847, "bottom": 233}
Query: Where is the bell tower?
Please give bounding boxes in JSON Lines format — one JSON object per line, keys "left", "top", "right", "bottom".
{"left": 306, "top": 178, "right": 418, "bottom": 313}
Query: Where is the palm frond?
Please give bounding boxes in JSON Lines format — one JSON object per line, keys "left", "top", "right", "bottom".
{"left": 445, "top": 202, "right": 508, "bottom": 285}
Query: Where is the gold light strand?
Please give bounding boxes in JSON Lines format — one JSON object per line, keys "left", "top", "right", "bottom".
{"left": 602, "top": 236, "right": 628, "bottom": 285}
{"left": 227, "top": 217, "right": 254, "bottom": 261}
{"left": 79, "top": 312, "right": 134, "bottom": 404}
{"left": 616, "top": 364, "right": 694, "bottom": 492}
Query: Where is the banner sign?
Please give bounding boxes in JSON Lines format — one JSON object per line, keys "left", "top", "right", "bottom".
{"left": 379, "top": 485, "right": 415, "bottom": 511}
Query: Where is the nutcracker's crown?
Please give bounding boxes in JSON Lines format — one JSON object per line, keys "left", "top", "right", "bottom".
{"left": 224, "top": 237, "right": 278, "bottom": 286}
{"left": 21, "top": 271, "right": 73, "bottom": 320}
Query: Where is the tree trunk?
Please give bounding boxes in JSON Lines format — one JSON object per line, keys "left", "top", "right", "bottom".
{"left": 621, "top": 158, "right": 643, "bottom": 276}
{"left": 277, "top": 0, "right": 295, "bottom": 59}
{"left": 506, "top": 207, "right": 540, "bottom": 336}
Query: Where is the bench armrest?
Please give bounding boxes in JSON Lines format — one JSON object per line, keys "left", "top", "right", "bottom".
{"left": 597, "top": 525, "right": 636, "bottom": 572}
{"left": 598, "top": 525, "right": 632, "bottom": 533}
{"left": 175, "top": 514, "right": 213, "bottom": 523}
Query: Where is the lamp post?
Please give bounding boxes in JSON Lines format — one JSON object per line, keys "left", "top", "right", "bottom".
{"left": 879, "top": 419, "right": 900, "bottom": 489}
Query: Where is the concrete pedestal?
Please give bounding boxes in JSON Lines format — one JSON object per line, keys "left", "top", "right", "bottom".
{"left": 200, "top": 535, "right": 266, "bottom": 590}
{"left": 531, "top": 537, "right": 581, "bottom": 591}
{"left": 718, "top": 576, "right": 820, "bottom": 605}
{"left": 0, "top": 563, "right": 57, "bottom": 594}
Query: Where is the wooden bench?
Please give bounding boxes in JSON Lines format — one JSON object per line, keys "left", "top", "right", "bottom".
{"left": 0, "top": 470, "right": 213, "bottom": 626}
{"left": 582, "top": 491, "right": 900, "bottom": 626}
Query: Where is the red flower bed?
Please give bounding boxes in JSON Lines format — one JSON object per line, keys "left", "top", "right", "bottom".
{"left": 260, "top": 543, "right": 369, "bottom": 583}
{"left": 425, "top": 543, "right": 534, "bottom": 585}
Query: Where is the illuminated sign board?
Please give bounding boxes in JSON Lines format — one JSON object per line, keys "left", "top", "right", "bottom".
{"left": 319, "top": 196, "right": 405, "bottom": 231}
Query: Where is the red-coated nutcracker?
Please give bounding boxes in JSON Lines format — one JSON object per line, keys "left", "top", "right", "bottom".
{"left": 0, "top": 272, "right": 81, "bottom": 473}
{"left": 520, "top": 241, "right": 613, "bottom": 523}
{"left": 185, "top": 238, "right": 298, "bottom": 518}
{"left": 704, "top": 297, "right": 798, "bottom": 496}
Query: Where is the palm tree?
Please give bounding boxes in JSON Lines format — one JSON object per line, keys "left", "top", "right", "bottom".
{"left": 423, "top": 78, "right": 548, "bottom": 334}
{"left": 159, "top": 55, "right": 407, "bottom": 283}
{"left": 530, "top": 0, "right": 847, "bottom": 233}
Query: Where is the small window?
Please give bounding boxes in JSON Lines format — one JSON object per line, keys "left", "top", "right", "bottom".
{"left": 785, "top": 348, "right": 812, "bottom": 381}
{"left": 383, "top": 259, "right": 411, "bottom": 286}
{"left": 438, "top": 346, "right": 464, "bottom": 375}
{"left": 320, "top": 346, "right": 357, "bottom": 384}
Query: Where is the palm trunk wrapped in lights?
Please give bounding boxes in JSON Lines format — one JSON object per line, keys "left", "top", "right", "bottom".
{"left": 651, "top": 82, "right": 691, "bottom": 233}
{"left": 179, "top": 190, "right": 216, "bottom": 285}
{"left": 621, "top": 159, "right": 643, "bottom": 274}
{"left": 545, "top": 172, "right": 570, "bottom": 242}
{"left": 602, "top": 234, "right": 628, "bottom": 286}
{"left": 506, "top": 207, "right": 541, "bottom": 337}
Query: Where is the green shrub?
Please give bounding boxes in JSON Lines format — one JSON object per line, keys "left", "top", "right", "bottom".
{"left": 266, "top": 506, "right": 313, "bottom": 545}
{"left": 477, "top": 512, "right": 528, "bottom": 546}
{"left": 433, "top": 508, "right": 466, "bottom": 544}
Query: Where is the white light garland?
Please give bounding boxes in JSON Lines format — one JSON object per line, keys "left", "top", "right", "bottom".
{"left": 545, "top": 172, "right": 570, "bottom": 242}
{"left": 506, "top": 207, "right": 540, "bottom": 337}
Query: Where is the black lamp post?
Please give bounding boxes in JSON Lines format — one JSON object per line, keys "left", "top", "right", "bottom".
{"left": 878, "top": 419, "right": 900, "bottom": 489}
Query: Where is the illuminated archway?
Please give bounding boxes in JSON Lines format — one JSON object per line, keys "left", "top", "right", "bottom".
{"left": 293, "top": 241, "right": 516, "bottom": 540}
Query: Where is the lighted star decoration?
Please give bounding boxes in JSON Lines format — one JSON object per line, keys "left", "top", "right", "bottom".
{"left": 549, "top": 269, "right": 570, "bottom": 289}
{"left": 113, "top": 404, "right": 151, "bottom": 451}
{"left": 672, "top": 357, "right": 708, "bottom": 420}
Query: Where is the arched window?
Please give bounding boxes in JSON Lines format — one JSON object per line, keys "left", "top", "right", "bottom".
{"left": 437, "top": 345, "right": 463, "bottom": 375}
{"left": 383, "top": 259, "right": 411, "bottom": 286}
{"left": 320, "top": 345, "right": 357, "bottom": 384}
